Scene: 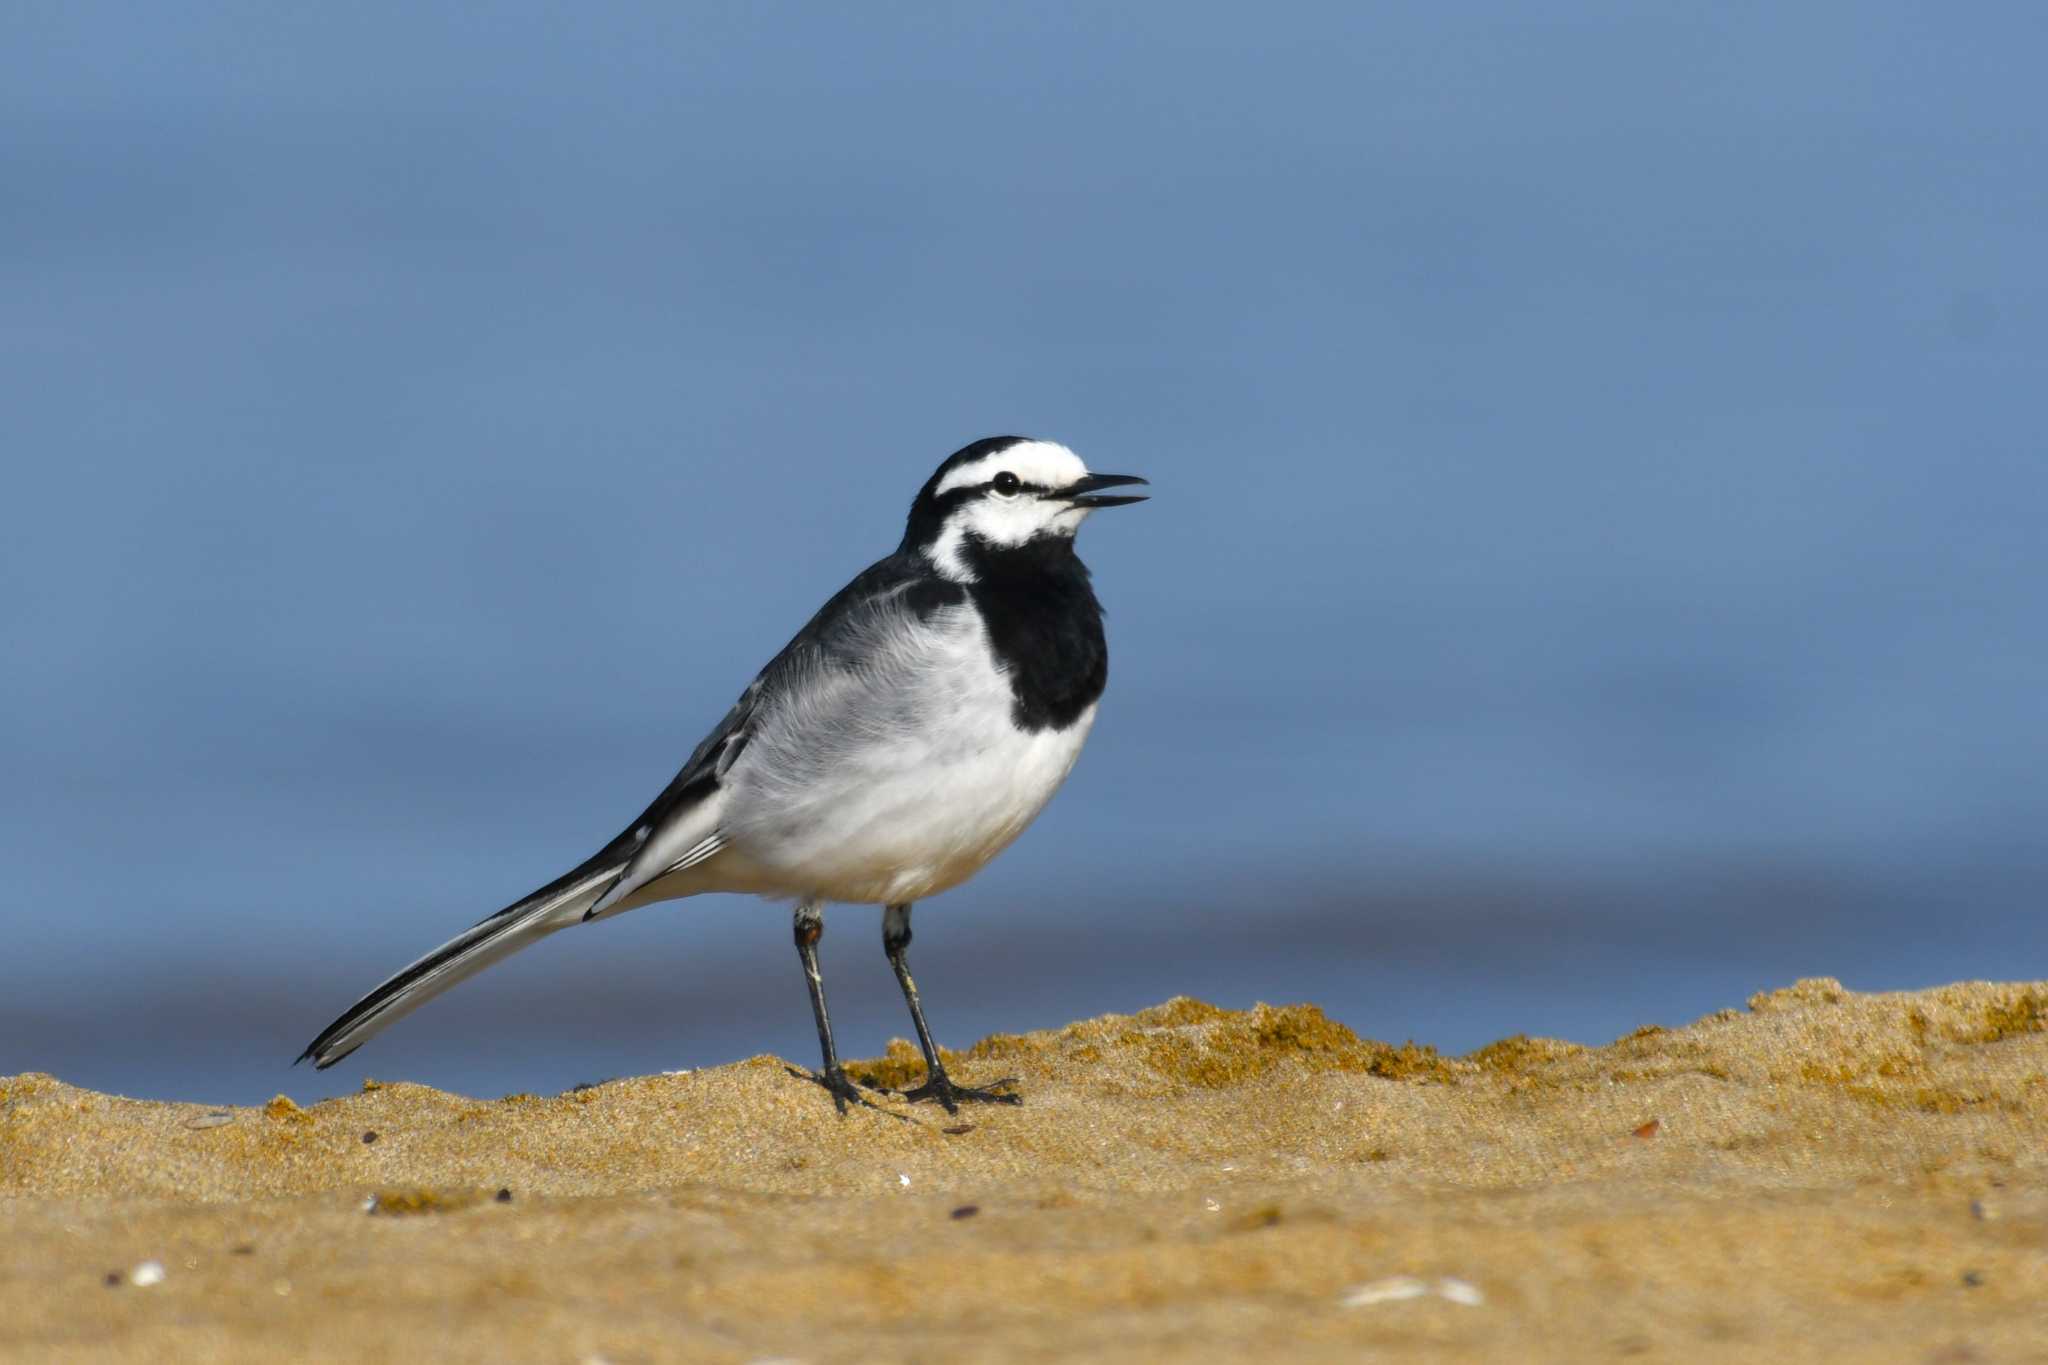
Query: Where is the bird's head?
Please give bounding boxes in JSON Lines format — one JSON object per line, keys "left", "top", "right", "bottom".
{"left": 902, "top": 437, "right": 1148, "bottom": 583}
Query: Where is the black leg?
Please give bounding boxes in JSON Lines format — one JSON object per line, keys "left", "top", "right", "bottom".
{"left": 789, "top": 899, "right": 890, "bottom": 1116}
{"left": 882, "top": 902, "right": 1020, "bottom": 1113}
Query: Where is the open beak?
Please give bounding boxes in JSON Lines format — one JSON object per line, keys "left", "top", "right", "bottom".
{"left": 1062, "top": 472, "right": 1150, "bottom": 509}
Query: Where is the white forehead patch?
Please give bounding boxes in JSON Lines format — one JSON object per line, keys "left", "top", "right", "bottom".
{"left": 933, "top": 440, "right": 1089, "bottom": 497}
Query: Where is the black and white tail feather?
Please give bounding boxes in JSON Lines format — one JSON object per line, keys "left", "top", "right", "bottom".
{"left": 294, "top": 857, "right": 624, "bottom": 1068}
{"left": 297, "top": 685, "right": 755, "bottom": 1068}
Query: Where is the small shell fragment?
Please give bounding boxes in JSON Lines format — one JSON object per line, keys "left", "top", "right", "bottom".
{"left": 185, "top": 1113, "right": 234, "bottom": 1130}
{"left": 1342, "top": 1276, "right": 1484, "bottom": 1308}
{"left": 129, "top": 1261, "right": 166, "bottom": 1288}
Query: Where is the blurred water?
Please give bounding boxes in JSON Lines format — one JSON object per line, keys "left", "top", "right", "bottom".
{"left": 4, "top": 4, "right": 2045, "bottom": 1104}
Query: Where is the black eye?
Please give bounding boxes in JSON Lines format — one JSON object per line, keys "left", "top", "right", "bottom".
{"left": 991, "top": 471, "right": 1021, "bottom": 495}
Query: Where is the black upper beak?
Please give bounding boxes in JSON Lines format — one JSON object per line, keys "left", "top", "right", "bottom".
{"left": 1063, "top": 472, "right": 1150, "bottom": 509}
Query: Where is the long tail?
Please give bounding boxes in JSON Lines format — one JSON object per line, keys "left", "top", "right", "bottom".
{"left": 297, "top": 858, "right": 626, "bottom": 1070}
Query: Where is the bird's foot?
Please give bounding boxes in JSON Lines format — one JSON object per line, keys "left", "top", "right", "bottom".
{"left": 785, "top": 1065, "right": 906, "bottom": 1119}
{"left": 900, "top": 1069, "right": 1022, "bottom": 1114}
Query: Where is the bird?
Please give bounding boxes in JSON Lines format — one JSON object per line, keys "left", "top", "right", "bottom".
{"left": 298, "top": 436, "right": 1148, "bottom": 1113}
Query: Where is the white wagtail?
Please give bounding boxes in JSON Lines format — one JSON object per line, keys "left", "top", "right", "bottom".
{"left": 299, "top": 437, "right": 1147, "bottom": 1112}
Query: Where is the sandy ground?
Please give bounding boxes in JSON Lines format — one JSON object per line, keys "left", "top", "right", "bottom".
{"left": 4, "top": 979, "right": 2046, "bottom": 1363}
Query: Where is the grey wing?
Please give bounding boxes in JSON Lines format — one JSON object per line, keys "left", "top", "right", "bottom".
{"left": 582, "top": 556, "right": 957, "bottom": 919}
{"left": 707, "top": 574, "right": 975, "bottom": 853}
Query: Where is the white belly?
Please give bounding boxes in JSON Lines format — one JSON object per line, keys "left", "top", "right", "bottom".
{"left": 698, "top": 605, "right": 1099, "bottom": 905}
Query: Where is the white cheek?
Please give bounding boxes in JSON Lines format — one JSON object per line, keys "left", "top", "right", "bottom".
{"left": 967, "top": 497, "right": 1050, "bottom": 547}
{"left": 924, "top": 495, "right": 1075, "bottom": 581}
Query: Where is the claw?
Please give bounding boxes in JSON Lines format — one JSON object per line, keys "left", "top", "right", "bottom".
{"left": 785, "top": 1065, "right": 908, "bottom": 1120}
{"left": 900, "top": 1070, "right": 1022, "bottom": 1114}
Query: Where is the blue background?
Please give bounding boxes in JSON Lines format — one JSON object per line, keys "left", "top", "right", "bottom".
{"left": 5, "top": 5, "right": 2044, "bottom": 1103}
